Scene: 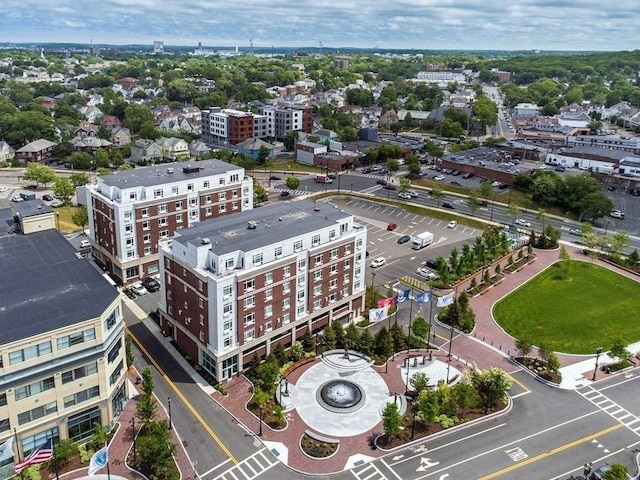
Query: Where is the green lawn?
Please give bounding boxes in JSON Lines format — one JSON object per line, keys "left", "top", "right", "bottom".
{"left": 493, "top": 261, "right": 640, "bottom": 354}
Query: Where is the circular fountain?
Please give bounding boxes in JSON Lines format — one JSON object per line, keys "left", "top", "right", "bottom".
{"left": 317, "top": 379, "right": 365, "bottom": 413}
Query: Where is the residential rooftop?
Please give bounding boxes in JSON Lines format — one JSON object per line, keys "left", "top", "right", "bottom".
{"left": 0, "top": 226, "right": 119, "bottom": 344}
{"left": 99, "top": 159, "right": 242, "bottom": 189}
{"left": 172, "top": 199, "right": 352, "bottom": 255}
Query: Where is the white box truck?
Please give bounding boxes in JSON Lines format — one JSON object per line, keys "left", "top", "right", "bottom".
{"left": 411, "top": 231, "right": 434, "bottom": 250}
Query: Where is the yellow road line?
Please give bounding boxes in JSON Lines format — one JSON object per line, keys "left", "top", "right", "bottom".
{"left": 507, "top": 373, "right": 529, "bottom": 393}
{"left": 478, "top": 423, "right": 622, "bottom": 479}
{"left": 126, "top": 326, "right": 238, "bottom": 464}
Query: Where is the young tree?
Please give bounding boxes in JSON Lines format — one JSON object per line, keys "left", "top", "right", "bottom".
{"left": 410, "top": 372, "right": 430, "bottom": 394}
{"left": 399, "top": 177, "right": 411, "bottom": 194}
{"left": 382, "top": 402, "right": 402, "bottom": 439}
{"left": 125, "top": 335, "right": 134, "bottom": 367}
{"left": 467, "top": 190, "right": 481, "bottom": 216}
{"left": 53, "top": 176, "right": 76, "bottom": 204}
{"left": 301, "top": 327, "right": 315, "bottom": 353}
{"left": 374, "top": 327, "right": 393, "bottom": 358}
{"left": 506, "top": 203, "right": 522, "bottom": 224}
{"left": 558, "top": 245, "right": 572, "bottom": 279}
{"left": 72, "top": 205, "right": 89, "bottom": 234}
{"left": 546, "top": 352, "right": 561, "bottom": 373}
{"left": 602, "top": 463, "right": 629, "bottom": 480}
{"left": 136, "top": 367, "right": 157, "bottom": 426}
{"left": 70, "top": 172, "right": 90, "bottom": 187}
{"left": 136, "top": 420, "right": 176, "bottom": 478}
{"left": 285, "top": 177, "right": 300, "bottom": 190}
{"left": 515, "top": 337, "right": 533, "bottom": 358}
{"left": 411, "top": 317, "right": 429, "bottom": 344}
{"left": 431, "top": 188, "right": 443, "bottom": 207}
{"left": 23, "top": 163, "right": 56, "bottom": 187}
{"left": 609, "top": 337, "right": 632, "bottom": 365}
{"left": 357, "top": 329, "right": 375, "bottom": 357}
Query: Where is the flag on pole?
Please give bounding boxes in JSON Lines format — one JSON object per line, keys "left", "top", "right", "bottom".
{"left": 0, "top": 437, "right": 14, "bottom": 462}
{"left": 88, "top": 445, "right": 109, "bottom": 476}
{"left": 416, "top": 291, "right": 432, "bottom": 304}
{"left": 396, "top": 289, "right": 411, "bottom": 303}
{"left": 437, "top": 291, "right": 455, "bottom": 308}
{"left": 14, "top": 439, "right": 53, "bottom": 473}
{"left": 377, "top": 296, "right": 396, "bottom": 309}
{"left": 368, "top": 306, "right": 389, "bottom": 322}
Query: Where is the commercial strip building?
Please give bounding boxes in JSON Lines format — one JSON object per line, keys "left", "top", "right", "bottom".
{"left": 545, "top": 146, "right": 640, "bottom": 175}
{"left": 0, "top": 212, "right": 126, "bottom": 471}
{"left": 86, "top": 159, "right": 253, "bottom": 285}
{"left": 157, "top": 199, "right": 368, "bottom": 382}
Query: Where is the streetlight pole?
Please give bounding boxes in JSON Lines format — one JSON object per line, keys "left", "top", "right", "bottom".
{"left": 168, "top": 397, "right": 172, "bottom": 430}
{"left": 592, "top": 346, "right": 602, "bottom": 381}
{"left": 258, "top": 405, "right": 263, "bottom": 436}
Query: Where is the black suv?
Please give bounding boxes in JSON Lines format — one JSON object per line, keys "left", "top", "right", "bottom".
{"left": 141, "top": 277, "right": 161, "bottom": 293}
{"left": 442, "top": 202, "right": 455, "bottom": 209}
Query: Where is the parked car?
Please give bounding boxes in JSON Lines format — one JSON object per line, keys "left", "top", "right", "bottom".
{"left": 491, "top": 181, "right": 501, "bottom": 187}
{"left": 610, "top": 210, "right": 625, "bottom": 218}
{"left": 370, "top": 257, "right": 386, "bottom": 268}
{"left": 42, "top": 194, "right": 54, "bottom": 201}
{"left": 387, "top": 223, "right": 397, "bottom": 231}
{"left": 450, "top": 180, "right": 462, "bottom": 186}
{"left": 554, "top": 166, "right": 566, "bottom": 172}
{"left": 607, "top": 186, "right": 615, "bottom": 191}
{"left": 425, "top": 258, "right": 439, "bottom": 270}
{"left": 397, "top": 235, "right": 411, "bottom": 244}
{"left": 362, "top": 167, "right": 372, "bottom": 174}
{"left": 10, "top": 196, "right": 24, "bottom": 202}
{"left": 141, "top": 276, "right": 161, "bottom": 293}
{"left": 376, "top": 179, "right": 388, "bottom": 186}
{"left": 442, "top": 202, "right": 455, "bottom": 209}
{"left": 498, "top": 183, "right": 510, "bottom": 189}
{"left": 0, "top": 186, "right": 8, "bottom": 192}
{"left": 280, "top": 191, "right": 291, "bottom": 198}
{"left": 434, "top": 175, "right": 445, "bottom": 181}
{"left": 416, "top": 267, "right": 438, "bottom": 280}
{"left": 130, "top": 284, "right": 148, "bottom": 296}
{"left": 462, "top": 172, "right": 474, "bottom": 179}
{"left": 79, "top": 240, "right": 91, "bottom": 249}
{"left": 447, "top": 220, "right": 458, "bottom": 229}
{"left": 51, "top": 200, "right": 64, "bottom": 208}
{"left": 514, "top": 219, "right": 531, "bottom": 227}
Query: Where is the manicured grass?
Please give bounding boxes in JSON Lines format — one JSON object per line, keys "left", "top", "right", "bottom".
{"left": 493, "top": 261, "right": 640, "bottom": 354}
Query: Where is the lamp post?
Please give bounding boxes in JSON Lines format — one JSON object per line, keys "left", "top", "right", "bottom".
{"left": 410, "top": 401, "right": 417, "bottom": 440}
{"left": 168, "top": 397, "right": 172, "bottom": 430}
{"left": 130, "top": 416, "right": 137, "bottom": 463}
{"left": 369, "top": 268, "right": 377, "bottom": 309}
{"left": 592, "top": 346, "right": 602, "bottom": 381}
{"left": 258, "top": 405, "right": 263, "bottom": 436}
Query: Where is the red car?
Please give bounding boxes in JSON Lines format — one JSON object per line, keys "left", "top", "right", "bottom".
{"left": 387, "top": 223, "right": 397, "bottom": 231}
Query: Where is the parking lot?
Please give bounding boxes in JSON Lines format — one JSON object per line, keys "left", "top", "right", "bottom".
{"left": 329, "top": 198, "right": 482, "bottom": 288}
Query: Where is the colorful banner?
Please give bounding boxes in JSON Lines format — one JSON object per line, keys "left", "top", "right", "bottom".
{"left": 15, "top": 440, "right": 52, "bottom": 474}
{"left": 377, "top": 295, "right": 396, "bottom": 309}
{"left": 88, "top": 446, "right": 109, "bottom": 476}
{"left": 437, "top": 291, "right": 455, "bottom": 308}
{"left": 416, "top": 291, "right": 432, "bottom": 304}
{"left": 396, "top": 289, "right": 411, "bottom": 303}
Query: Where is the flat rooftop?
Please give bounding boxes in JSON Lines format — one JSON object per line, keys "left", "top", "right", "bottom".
{"left": 99, "top": 159, "right": 241, "bottom": 189}
{"left": 0, "top": 228, "right": 119, "bottom": 344}
{"left": 173, "top": 199, "right": 352, "bottom": 255}
{"left": 12, "top": 199, "right": 52, "bottom": 218}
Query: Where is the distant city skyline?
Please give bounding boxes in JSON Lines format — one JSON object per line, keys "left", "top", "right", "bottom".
{"left": 0, "top": 0, "right": 638, "bottom": 52}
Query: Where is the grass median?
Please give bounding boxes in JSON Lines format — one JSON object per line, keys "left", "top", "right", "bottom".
{"left": 493, "top": 261, "right": 640, "bottom": 354}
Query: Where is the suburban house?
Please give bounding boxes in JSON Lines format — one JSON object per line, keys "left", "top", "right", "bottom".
{"left": 189, "top": 140, "right": 211, "bottom": 158}
{"left": 0, "top": 141, "right": 15, "bottom": 163}
{"left": 101, "top": 116, "right": 122, "bottom": 130}
{"left": 70, "top": 124, "right": 112, "bottom": 156}
{"left": 159, "top": 137, "right": 190, "bottom": 161}
{"left": 16, "top": 139, "right": 57, "bottom": 164}
{"left": 236, "top": 138, "right": 276, "bottom": 160}
{"left": 110, "top": 127, "right": 132, "bottom": 148}
{"left": 130, "top": 139, "right": 163, "bottom": 164}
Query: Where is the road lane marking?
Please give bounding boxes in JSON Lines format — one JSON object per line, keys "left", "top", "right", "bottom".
{"left": 126, "top": 326, "right": 238, "bottom": 465}
{"left": 477, "top": 423, "right": 623, "bottom": 479}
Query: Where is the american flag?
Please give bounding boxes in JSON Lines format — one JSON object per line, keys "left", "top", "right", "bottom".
{"left": 14, "top": 439, "right": 53, "bottom": 473}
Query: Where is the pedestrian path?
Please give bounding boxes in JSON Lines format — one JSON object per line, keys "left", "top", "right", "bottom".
{"left": 578, "top": 385, "right": 640, "bottom": 437}
{"left": 211, "top": 448, "right": 278, "bottom": 480}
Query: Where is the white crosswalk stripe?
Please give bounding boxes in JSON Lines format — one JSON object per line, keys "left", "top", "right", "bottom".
{"left": 578, "top": 386, "right": 640, "bottom": 436}
{"left": 351, "top": 462, "right": 388, "bottom": 480}
{"left": 212, "top": 449, "right": 278, "bottom": 480}
{"left": 271, "top": 187, "right": 312, "bottom": 196}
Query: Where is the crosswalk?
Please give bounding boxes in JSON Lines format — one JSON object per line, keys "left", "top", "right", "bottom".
{"left": 578, "top": 386, "right": 640, "bottom": 436}
{"left": 212, "top": 449, "right": 278, "bottom": 480}
{"left": 351, "top": 462, "right": 389, "bottom": 480}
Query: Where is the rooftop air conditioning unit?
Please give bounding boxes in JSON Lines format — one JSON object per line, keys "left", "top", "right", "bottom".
{"left": 201, "top": 238, "right": 211, "bottom": 245}
{"left": 247, "top": 220, "right": 258, "bottom": 229}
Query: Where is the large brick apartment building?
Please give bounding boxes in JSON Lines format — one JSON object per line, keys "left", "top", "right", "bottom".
{"left": 202, "top": 105, "right": 312, "bottom": 146}
{"left": 86, "top": 160, "right": 253, "bottom": 285}
{"left": 157, "top": 199, "right": 367, "bottom": 381}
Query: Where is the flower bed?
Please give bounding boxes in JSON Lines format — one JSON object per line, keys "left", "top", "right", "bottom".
{"left": 300, "top": 432, "right": 339, "bottom": 458}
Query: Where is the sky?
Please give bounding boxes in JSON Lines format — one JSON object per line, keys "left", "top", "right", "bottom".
{"left": 0, "top": 0, "right": 639, "bottom": 51}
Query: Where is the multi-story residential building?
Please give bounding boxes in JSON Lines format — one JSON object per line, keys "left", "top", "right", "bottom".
{"left": 257, "top": 105, "right": 313, "bottom": 139}
{"left": 0, "top": 222, "right": 126, "bottom": 472}
{"left": 15, "top": 139, "right": 57, "bottom": 164}
{"left": 86, "top": 160, "right": 253, "bottom": 284}
{"left": 157, "top": 199, "right": 367, "bottom": 381}
{"left": 202, "top": 106, "right": 312, "bottom": 145}
{"left": 202, "top": 108, "right": 265, "bottom": 146}
{"left": 513, "top": 103, "right": 540, "bottom": 118}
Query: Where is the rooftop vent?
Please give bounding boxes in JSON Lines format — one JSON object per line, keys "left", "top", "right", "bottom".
{"left": 247, "top": 220, "right": 258, "bottom": 230}
{"left": 183, "top": 165, "right": 200, "bottom": 174}
{"left": 201, "top": 238, "right": 211, "bottom": 245}
{"left": 167, "top": 167, "right": 174, "bottom": 174}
